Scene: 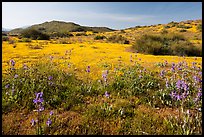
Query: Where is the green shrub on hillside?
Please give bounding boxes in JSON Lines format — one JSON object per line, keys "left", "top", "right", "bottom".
{"left": 132, "top": 33, "right": 201, "bottom": 56}
{"left": 2, "top": 36, "right": 9, "bottom": 41}
{"left": 94, "top": 35, "right": 106, "bottom": 40}
{"left": 107, "top": 35, "right": 129, "bottom": 44}
{"left": 20, "top": 29, "right": 50, "bottom": 40}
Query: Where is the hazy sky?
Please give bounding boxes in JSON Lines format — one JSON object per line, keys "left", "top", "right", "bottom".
{"left": 2, "top": 2, "right": 202, "bottom": 30}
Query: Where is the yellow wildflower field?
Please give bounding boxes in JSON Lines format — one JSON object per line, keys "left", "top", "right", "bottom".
{"left": 2, "top": 40, "right": 202, "bottom": 81}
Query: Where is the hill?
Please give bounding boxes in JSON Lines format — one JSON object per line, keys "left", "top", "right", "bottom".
{"left": 103, "top": 19, "right": 202, "bottom": 45}
{"left": 8, "top": 20, "right": 115, "bottom": 35}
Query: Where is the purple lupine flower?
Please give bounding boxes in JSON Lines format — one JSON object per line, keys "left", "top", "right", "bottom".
{"left": 181, "top": 92, "right": 188, "bottom": 99}
{"left": 176, "top": 94, "right": 182, "bottom": 101}
{"left": 193, "top": 76, "right": 201, "bottom": 83}
{"left": 197, "top": 92, "right": 202, "bottom": 98}
{"left": 198, "top": 87, "right": 202, "bottom": 92}
{"left": 10, "top": 59, "right": 15, "bottom": 67}
{"left": 105, "top": 91, "right": 110, "bottom": 98}
{"left": 33, "top": 92, "right": 44, "bottom": 104}
{"left": 31, "top": 119, "right": 35, "bottom": 126}
{"left": 38, "top": 105, "right": 44, "bottom": 112}
{"left": 183, "top": 83, "right": 189, "bottom": 91}
{"left": 192, "top": 62, "right": 196, "bottom": 65}
{"left": 178, "top": 67, "right": 182, "bottom": 71}
{"left": 176, "top": 80, "right": 182, "bottom": 89}
{"left": 139, "top": 75, "right": 142, "bottom": 79}
{"left": 102, "top": 70, "right": 108, "bottom": 82}
{"left": 14, "top": 74, "right": 18, "bottom": 78}
{"left": 87, "top": 66, "right": 90, "bottom": 73}
{"left": 48, "top": 76, "right": 53, "bottom": 81}
{"left": 48, "top": 82, "right": 54, "bottom": 86}
{"left": 160, "top": 70, "right": 165, "bottom": 77}
{"left": 50, "top": 111, "right": 54, "bottom": 116}
{"left": 171, "top": 66, "right": 175, "bottom": 72}
{"left": 165, "top": 80, "right": 169, "bottom": 88}
{"left": 169, "top": 91, "right": 176, "bottom": 99}
{"left": 5, "top": 84, "right": 10, "bottom": 89}
{"left": 23, "top": 64, "right": 28, "bottom": 70}
{"left": 198, "top": 71, "right": 202, "bottom": 76}
{"left": 46, "top": 118, "right": 52, "bottom": 127}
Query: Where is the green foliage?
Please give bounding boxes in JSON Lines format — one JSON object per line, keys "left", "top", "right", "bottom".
{"left": 94, "top": 35, "right": 106, "bottom": 40}
{"left": 197, "top": 24, "right": 202, "bottom": 32}
{"left": 75, "top": 33, "right": 87, "bottom": 36}
{"left": 132, "top": 33, "right": 202, "bottom": 56}
{"left": 50, "top": 32, "right": 73, "bottom": 38}
{"left": 177, "top": 25, "right": 192, "bottom": 29}
{"left": 20, "top": 29, "right": 50, "bottom": 40}
{"left": 180, "top": 29, "right": 187, "bottom": 32}
{"left": 2, "top": 36, "right": 9, "bottom": 41}
{"left": 107, "top": 35, "right": 129, "bottom": 44}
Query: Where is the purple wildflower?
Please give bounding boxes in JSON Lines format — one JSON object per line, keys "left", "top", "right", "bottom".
{"left": 48, "top": 82, "right": 54, "bottom": 86}
{"left": 176, "top": 94, "right": 182, "bottom": 101}
{"left": 176, "top": 80, "right": 182, "bottom": 89}
{"left": 105, "top": 91, "right": 110, "bottom": 98}
{"left": 50, "top": 111, "right": 54, "bottom": 116}
{"left": 48, "top": 76, "right": 53, "bottom": 81}
{"left": 33, "top": 92, "right": 44, "bottom": 104}
{"left": 46, "top": 118, "right": 52, "bottom": 127}
{"left": 5, "top": 84, "right": 10, "bottom": 89}
{"left": 14, "top": 74, "right": 18, "bottom": 78}
{"left": 160, "top": 70, "right": 165, "bottom": 77}
{"left": 23, "top": 64, "right": 28, "bottom": 70}
{"left": 87, "top": 66, "right": 90, "bottom": 73}
{"left": 31, "top": 119, "right": 35, "bottom": 126}
{"left": 165, "top": 80, "right": 169, "bottom": 88}
{"left": 171, "top": 66, "right": 175, "bottom": 72}
{"left": 10, "top": 59, "right": 15, "bottom": 67}
{"left": 169, "top": 91, "right": 176, "bottom": 99}
{"left": 38, "top": 105, "right": 44, "bottom": 112}
{"left": 198, "top": 71, "right": 202, "bottom": 76}
{"left": 102, "top": 70, "right": 108, "bottom": 82}
{"left": 197, "top": 92, "right": 202, "bottom": 98}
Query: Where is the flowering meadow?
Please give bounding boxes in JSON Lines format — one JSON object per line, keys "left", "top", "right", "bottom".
{"left": 2, "top": 36, "right": 202, "bottom": 135}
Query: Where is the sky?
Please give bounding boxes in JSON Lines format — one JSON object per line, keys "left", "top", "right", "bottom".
{"left": 2, "top": 2, "right": 202, "bottom": 30}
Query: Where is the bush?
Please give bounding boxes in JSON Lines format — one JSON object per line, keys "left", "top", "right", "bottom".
{"left": 94, "top": 35, "right": 106, "bottom": 40}
{"left": 18, "top": 38, "right": 32, "bottom": 42}
{"left": 197, "top": 24, "right": 202, "bottom": 32}
{"left": 177, "top": 25, "right": 192, "bottom": 29}
{"left": 50, "top": 32, "right": 73, "bottom": 38}
{"left": 180, "top": 29, "right": 187, "bottom": 32}
{"left": 20, "top": 29, "right": 50, "bottom": 40}
{"left": 107, "top": 35, "right": 129, "bottom": 44}
{"left": 2, "top": 36, "right": 9, "bottom": 41}
{"left": 132, "top": 33, "right": 201, "bottom": 56}
{"left": 76, "top": 33, "right": 88, "bottom": 36}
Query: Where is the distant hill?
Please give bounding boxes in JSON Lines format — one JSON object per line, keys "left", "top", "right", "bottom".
{"left": 9, "top": 20, "right": 115, "bottom": 35}
{"left": 104, "top": 19, "right": 202, "bottom": 45}
{"left": 2, "top": 28, "right": 11, "bottom": 32}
